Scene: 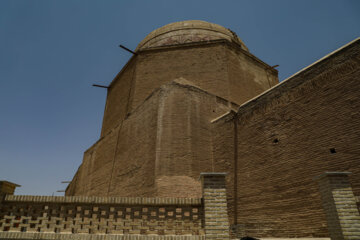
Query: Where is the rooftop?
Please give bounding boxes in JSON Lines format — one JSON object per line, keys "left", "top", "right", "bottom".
{"left": 136, "top": 20, "right": 248, "bottom": 52}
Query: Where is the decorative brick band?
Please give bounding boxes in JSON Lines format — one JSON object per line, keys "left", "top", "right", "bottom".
{"left": 0, "top": 195, "right": 204, "bottom": 235}
{"left": 4, "top": 195, "right": 201, "bottom": 206}
{"left": 0, "top": 232, "right": 205, "bottom": 240}
{"left": 315, "top": 172, "right": 360, "bottom": 240}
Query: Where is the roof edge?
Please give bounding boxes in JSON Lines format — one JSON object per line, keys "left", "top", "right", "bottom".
{"left": 236, "top": 37, "right": 360, "bottom": 115}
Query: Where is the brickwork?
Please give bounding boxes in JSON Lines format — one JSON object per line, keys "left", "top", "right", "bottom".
{"left": 212, "top": 39, "right": 360, "bottom": 238}
{"left": 5, "top": 21, "right": 360, "bottom": 239}
{"left": 0, "top": 172, "right": 234, "bottom": 239}
{"left": 66, "top": 79, "right": 238, "bottom": 198}
{"left": 315, "top": 172, "right": 360, "bottom": 240}
{"left": 66, "top": 37, "right": 278, "bottom": 198}
{"left": 130, "top": 40, "right": 277, "bottom": 117}
{"left": 0, "top": 195, "right": 203, "bottom": 236}
{"left": 0, "top": 232, "right": 205, "bottom": 240}
{"left": 201, "top": 173, "right": 230, "bottom": 240}
{"left": 0, "top": 181, "right": 20, "bottom": 196}
{"left": 100, "top": 58, "right": 137, "bottom": 137}
{"left": 135, "top": 20, "right": 249, "bottom": 52}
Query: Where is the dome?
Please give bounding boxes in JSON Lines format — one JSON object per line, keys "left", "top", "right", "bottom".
{"left": 136, "top": 20, "right": 249, "bottom": 52}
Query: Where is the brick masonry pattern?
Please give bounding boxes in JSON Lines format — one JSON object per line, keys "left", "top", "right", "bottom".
{"left": 0, "top": 196, "right": 204, "bottom": 236}
{"left": 316, "top": 173, "right": 360, "bottom": 240}
{"left": 201, "top": 173, "right": 230, "bottom": 240}
{"left": 0, "top": 232, "right": 205, "bottom": 240}
{"left": 212, "top": 38, "right": 360, "bottom": 238}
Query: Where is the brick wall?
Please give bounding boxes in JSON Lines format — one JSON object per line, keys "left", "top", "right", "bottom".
{"left": 227, "top": 43, "right": 278, "bottom": 104}
{"left": 201, "top": 173, "right": 230, "bottom": 240}
{"left": 66, "top": 79, "right": 237, "bottom": 198}
{"left": 315, "top": 172, "right": 360, "bottom": 240}
{"left": 0, "top": 232, "right": 205, "bottom": 240}
{"left": 101, "top": 58, "right": 137, "bottom": 137}
{"left": 100, "top": 40, "right": 278, "bottom": 140}
{"left": 130, "top": 41, "right": 277, "bottom": 113}
{"left": 210, "top": 111, "right": 237, "bottom": 231}
{"left": 1, "top": 172, "right": 232, "bottom": 240}
{"left": 67, "top": 87, "right": 161, "bottom": 197}
{"left": 67, "top": 40, "right": 278, "bottom": 199}
{"left": 0, "top": 195, "right": 203, "bottom": 236}
{"left": 213, "top": 39, "right": 360, "bottom": 238}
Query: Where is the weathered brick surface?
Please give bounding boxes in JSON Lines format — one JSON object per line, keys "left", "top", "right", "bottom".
{"left": 316, "top": 172, "right": 360, "bottom": 240}
{"left": 0, "top": 174, "right": 236, "bottom": 239}
{"left": 201, "top": 173, "right": 230, "bottom": 240}
{"left": 0, "top": 195, "right": 203, "bottom": 236}
{"left": 135, "top": 20, "right": 249, "bottom": 53}
{"left": 66, "top": 39, "right": 278, "bottom": 198}
{"left": 227, "top": 45, "right": 278, "bottom": 104}
{"left": 67, "top": 87, "right": 160, "bottom": 197}
{"left": 55, "top": 22, "right": 360, "bottom": 239}
{"left": 101, "top": 59, "right": 137, "bottom": 137}
{"left": 0, "top": 232, "right": 206, "bottom": 240}
{"left": 212, "top": 39, "right": 360, "bottom": 238}
{"left": 131, "top": 41, "right": 277, "bottom": 112}
{"left": 67, "top": 80, "right": 238, "bottom": 198}
{"left": 210, "top": 111, "right": 237, "bottom": 232}
{"left": 0, "top": 181, "right": 20, "bottom": 196}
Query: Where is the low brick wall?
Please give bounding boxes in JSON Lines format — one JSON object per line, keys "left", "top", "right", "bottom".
{"left": 0, "top": 195, "right": 204, "bottom": 236}
{"left": 0, "top": 232, "right": 205, "bottom": 240}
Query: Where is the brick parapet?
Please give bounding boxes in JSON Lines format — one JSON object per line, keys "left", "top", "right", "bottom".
{"left": 200, "top": 173, "right": 230, "bottom": 240}
{"left": 0, "top": 232, "right": 206, "bottom": 239}
{"left": 1, "top": 174, "right": 234, "bottom": 239}
{"left": 315, "top": 172, "right": 360, "bottom": 240}
{"left": 4, "top": 195, "right": 201, "bottom": 206}
{"left": 0, "top": 195, "right": 203, "bottom": 236}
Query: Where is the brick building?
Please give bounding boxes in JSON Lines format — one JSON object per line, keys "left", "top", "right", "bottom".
{"left": 1, "top": 20, "right": 360, "bottom": 240}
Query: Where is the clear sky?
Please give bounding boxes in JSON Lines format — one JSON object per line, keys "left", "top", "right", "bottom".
{"left": 0, "top": 0, "right": 359, "bottom": 196}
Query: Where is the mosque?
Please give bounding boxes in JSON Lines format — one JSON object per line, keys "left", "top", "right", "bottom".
{"left": 1, "top": 20, "right": 359, "bottom": 240}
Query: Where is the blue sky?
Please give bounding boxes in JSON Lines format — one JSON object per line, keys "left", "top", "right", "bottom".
{"left": 0, "top": 0, "right": 359, "bottom": 195}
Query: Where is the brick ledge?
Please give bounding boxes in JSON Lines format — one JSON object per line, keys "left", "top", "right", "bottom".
{"left": 4, "top": 195, "right": 201, "bottom": 205}
{"left": 0, "top": 232, "right": 205, "bottom": 240}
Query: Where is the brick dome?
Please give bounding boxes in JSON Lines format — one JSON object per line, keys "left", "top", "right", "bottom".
{"left": 136, "top": 20, "right": 249, "bottom": 52}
